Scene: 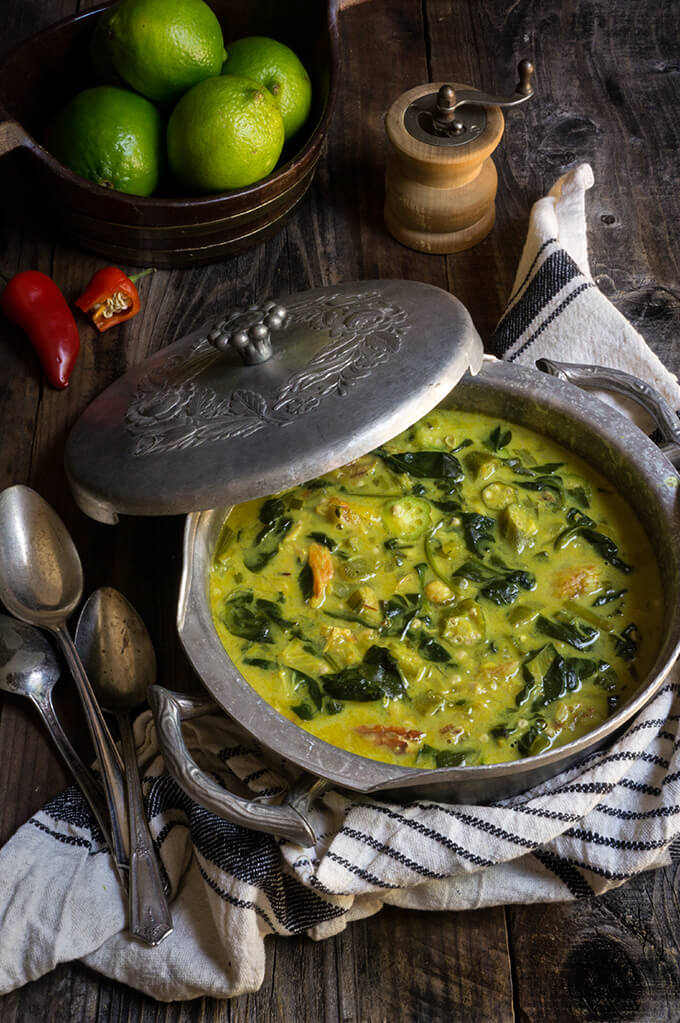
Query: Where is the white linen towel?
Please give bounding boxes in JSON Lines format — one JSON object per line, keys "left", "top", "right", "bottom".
{"left": 1, "top": 164, "right": 680, "bottom": 1002}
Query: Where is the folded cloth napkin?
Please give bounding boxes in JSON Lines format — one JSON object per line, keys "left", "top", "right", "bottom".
{"left": 2, "top": 164, "right": 680, "bottom": 1002}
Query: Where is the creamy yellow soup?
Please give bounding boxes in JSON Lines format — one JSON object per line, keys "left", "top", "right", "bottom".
{"left": 210, "top": 410, "right": 663, "bottom": 768}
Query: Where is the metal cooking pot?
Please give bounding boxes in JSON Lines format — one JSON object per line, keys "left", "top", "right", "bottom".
{"left": 150, "top": 357, "right": 680, "bottom": 845}
{"left": 64, "top": 279, "right": 680, "bottom": 846}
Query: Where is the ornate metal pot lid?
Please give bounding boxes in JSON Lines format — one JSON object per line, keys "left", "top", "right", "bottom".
{"left": 65, "top": 280, "right": 483, "bottom": 523}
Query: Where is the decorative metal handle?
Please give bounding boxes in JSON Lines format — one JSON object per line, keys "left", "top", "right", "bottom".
{"left": 206, "top": 300, "right": 288, "bottom": 365}
{"left": 117, "top": 711, "right": 173, "bottom": 946}
{"left": 536, "top": 359, "right": 680, "bottom": 469}
{"left": 53, "top": 625, "right": 131, "bottom": 871}
{"left": 148, "top": 685, "right": 317, "bottom": 846}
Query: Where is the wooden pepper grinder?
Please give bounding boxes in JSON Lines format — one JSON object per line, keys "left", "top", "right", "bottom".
{"left": 384, "top": 60, "right": 535, "bottom": 253}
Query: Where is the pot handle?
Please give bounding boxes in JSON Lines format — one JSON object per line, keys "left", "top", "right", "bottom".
{"left": 0, "top": 120, "right": 32, "bottom": 158}
{"left": 148, "top": 685, "right": 319, "bottom": 846}
{"left": 536, "top": 358, "right": 680, "bottom": 469}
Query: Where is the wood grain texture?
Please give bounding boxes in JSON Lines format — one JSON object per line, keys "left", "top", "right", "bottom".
{"left": 0, "top": 0, "right": 680, "bottom": 1020}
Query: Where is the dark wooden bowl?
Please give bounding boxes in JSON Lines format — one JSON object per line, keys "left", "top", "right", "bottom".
{"left": 0, "top": 1, "right": 340, "bottom": 267}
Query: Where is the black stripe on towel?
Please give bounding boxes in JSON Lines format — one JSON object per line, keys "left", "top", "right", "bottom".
{"left": 325, "top": 849, "right": 401, "bottom": 889}
{"left": 533, "top": 848, "right": 594, "bottom": 899}
{"left": 348, "top": 802, "right": 493, "bottom": 866}
{"left": 491, "top": 248, "right": 585, "bottom": 356}
{"left": 562, "top": 828, "right": 670, "bottom": 853}
{"left": 340, "top": 826, "right": 448, "bottom": 880}
{"left": 509, "top": 281, "right": 595, "bottom": 361}
{"left": 594, "top": 803, "right": 680, "bottom": 822}
{"left": 29, "top": 817, "right": 106, "bottom": 854}
{"left": 504, "top": 237, "right": 558, "bottom": 309}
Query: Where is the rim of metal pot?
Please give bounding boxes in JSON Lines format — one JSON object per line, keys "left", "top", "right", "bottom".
{"left": 178, "top": 359, "right": 680, "bottom": 794}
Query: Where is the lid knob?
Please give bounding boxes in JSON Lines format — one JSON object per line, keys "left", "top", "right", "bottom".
{"left": 207, "top": 300, "right": 289, "bottom": 364}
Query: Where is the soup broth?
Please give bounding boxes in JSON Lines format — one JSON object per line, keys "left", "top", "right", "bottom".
{"left": 210, "top": 409, "right": 663, "bottom": 768}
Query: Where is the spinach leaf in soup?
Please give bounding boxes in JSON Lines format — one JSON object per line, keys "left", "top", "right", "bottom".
{"left": 536, "top": 614, "right": 600, "bottom": 651}
{"left": 484, "top": 425, "right": 512, "bottom": 452}
{"left": 554, "top": 508, "right": 632, "bottom": 573}
{"left": 322, "top": 645, "right": 408, "bottom": 702}
{"left": 516, "top": 475, "right": 565, "bottom": 506}
{"left": 380, "top": 593, "right": 420, "bottom": 637}
{"left": 615, "top": 623, "right": 640, "bottom": 661}
{"left": 376, "top": 448, "right": 464, "bottom": 480}
{"left": 298, "top": 560, "right": 314, "bottom": 601}
{"left": 244, "top": 515, "right": 294, "bottom": 573}
{"left": 259, "top": 498, "right": 286, "bottom": 523}
{"left": 416, "top": 744, "right": 476, "bottom": 767}
{"left": 460, "top": 513, "right": 495, "bottom": 556}
{"left": 539, "top": 654, "right": 598, "bottom": 704}
{"left": 221, "top": 592, "right": 293, "bottom": 644}
{"left": 454, "top": 558, "right": 536, "bottom": 606}
{"left": 286, "top": 666, "right": 323, "bottom": 712}
{"left": 418, "top": 634, "right": 452, "bottom": 663}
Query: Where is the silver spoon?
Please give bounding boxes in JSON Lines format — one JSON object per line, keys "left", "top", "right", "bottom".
{"left": 0, "top": 613, "right": 117, "bottom": 861}
{"left": 0, "top": 486, "right": 130, "bottom": 880}
{"left": 75, "top": 586, "right": 173, "bottom": 947}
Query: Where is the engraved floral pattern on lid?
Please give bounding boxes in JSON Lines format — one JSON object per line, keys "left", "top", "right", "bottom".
{"left": 125, "top": 290, "right": 408, "bottom": 456}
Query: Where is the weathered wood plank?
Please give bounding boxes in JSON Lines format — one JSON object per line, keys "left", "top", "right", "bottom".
{"left": 1, "top": 0, "right": 680, "bottom": 1019}
{"left": 507, "top": 861, "right": 680, "bottom": 1023}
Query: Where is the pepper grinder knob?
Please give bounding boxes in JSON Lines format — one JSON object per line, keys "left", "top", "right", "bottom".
{"left": 516, "top": 59, "right": 534, "bottom": 96}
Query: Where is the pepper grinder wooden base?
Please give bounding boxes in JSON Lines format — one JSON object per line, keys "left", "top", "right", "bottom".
{"left": 384, "top": 83, "right": 505, "bottom": 254}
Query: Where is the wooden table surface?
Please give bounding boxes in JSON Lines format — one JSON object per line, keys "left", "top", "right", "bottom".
{"left": 2, "top": 0, "right": 680, "bottom": 1020}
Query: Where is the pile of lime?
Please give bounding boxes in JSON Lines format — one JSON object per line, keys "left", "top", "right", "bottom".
{"left": 47, "top": 0, "right": 313, "bottom": 197}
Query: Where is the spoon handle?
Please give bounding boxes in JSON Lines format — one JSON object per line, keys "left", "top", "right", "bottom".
{"left": 117, "top": 711, "right": 173, "bottom": 946}
{"left": 33, "top": 691, "right": 119, "bottom": 865}
{"left": 54, "top": 624, "right": 130, "bottom": 873}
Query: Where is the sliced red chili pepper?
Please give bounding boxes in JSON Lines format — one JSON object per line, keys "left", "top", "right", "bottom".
{"left": 1, "top": 270, "right": 80, "bottom": 388}
{"left": 75, "top": 267, "right": 154, "bottom": 332}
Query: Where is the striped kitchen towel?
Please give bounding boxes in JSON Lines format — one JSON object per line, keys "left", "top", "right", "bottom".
{"left": 1, "top": 164, "right": 680, "bottom": 1002}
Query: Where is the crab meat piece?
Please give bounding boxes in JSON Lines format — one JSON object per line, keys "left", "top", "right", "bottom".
{"left": 321, "top": 625, "right": 357, "bottom": 655}
{"left": 332, "top": 455, "right": 377, "bottom": 480}
{"left": 439, "top": 723, "right": 465, "bottom": 743}
{"left": 478, "top": 659, "right": 520, "bottom": 683}
{"left": 308, "top": 542, "right": 334, "bottom": 605}
{"left": 355, "top": 724, "right": 425, "bottom": 754}
{"left": 324, "top": 497, "right": 364, "bottom": 528}
{"left": 552, "top": 564, "right": 600, "bottom": 599}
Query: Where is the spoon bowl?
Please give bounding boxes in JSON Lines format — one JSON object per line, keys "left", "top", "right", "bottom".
{"left": 0, "top": 613, "right": 61, "bottom": 697}
{"left": 75, "top": 587, "right": 156, "bottom": 711}
{"left": 0, "top": 485, "right": 83, "bottom": 627}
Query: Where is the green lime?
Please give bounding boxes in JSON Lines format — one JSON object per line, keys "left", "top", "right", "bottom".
{"left": 99, "top": 0, "right": 226, "bottom": 105}
{"left": 221, "top": 36, "right": 312, "bottom": 140}
{"left": 167, "top": 75, "right": 285, "bottom": 192}
{"left": 47, "top": 86, "right": 163, "bottom": 196}
{"left": 89, "top": 7, "right": 122, "bottom": 84}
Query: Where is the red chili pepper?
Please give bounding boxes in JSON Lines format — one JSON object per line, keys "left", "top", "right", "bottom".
{"left": 75, "top": 267, "right": 154, "bottom": 332}
{"left": 1, "top": 270, "right": 80, "bottom": 389}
